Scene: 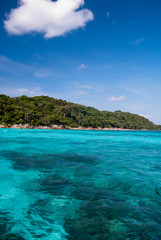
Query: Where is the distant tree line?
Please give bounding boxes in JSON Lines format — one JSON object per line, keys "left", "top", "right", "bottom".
{"left": 0, "top": 94, "right": 160, "bottom": 130}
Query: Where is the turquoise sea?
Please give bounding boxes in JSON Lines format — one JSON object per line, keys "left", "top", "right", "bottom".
{"left": 0, "top": 129, "right": 161, "bottom": 239}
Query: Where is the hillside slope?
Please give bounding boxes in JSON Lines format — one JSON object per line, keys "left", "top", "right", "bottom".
{"left": 0, "top": 94, "right": 160, "bottom": 130}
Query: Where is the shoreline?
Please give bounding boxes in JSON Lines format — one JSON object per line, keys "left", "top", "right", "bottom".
{"left": 0, "top": 124, "right": 152, "bottom": 131}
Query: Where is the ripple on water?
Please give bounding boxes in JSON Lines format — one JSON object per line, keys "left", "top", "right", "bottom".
{"left": 0, "top": 129, "right": 161, "bottom": 239}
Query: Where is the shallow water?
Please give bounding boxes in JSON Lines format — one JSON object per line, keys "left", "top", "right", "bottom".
{"left": 0, "top": 129, "right": 161, "bottom": 239}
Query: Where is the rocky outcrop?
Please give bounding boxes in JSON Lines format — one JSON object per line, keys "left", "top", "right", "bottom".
{"left": 11, "top": 124, "right": 30, "bottom": 129}
{"left": 0, "top": 124, "right": 139, "bottom": 131}
{"left": 51, "top": 125, "right": 64, "bottom": 129}
{"left": 0, "top": 124, "right": 8, "bottom": 128}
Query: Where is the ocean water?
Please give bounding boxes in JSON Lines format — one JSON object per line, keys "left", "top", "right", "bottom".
{"left": 0, "top": 129, "right": 161, "bottom": 240}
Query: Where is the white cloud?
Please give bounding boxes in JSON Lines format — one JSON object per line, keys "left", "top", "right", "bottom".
{"left": 34, "top": 71, "right": 51, "bottom": 78}
{"left": 4, "top": 0, "right": 94, "bottom": 38}
{"left": 17, "top": 88, "right": 36, "bottom": 95}
{"left": 131, "top": 37, "right": 145, "bottom": 46}
{"left": 139, "top": 114, "right": 152, "bottom": 120}
{"left": 0, "top": 55, "right": 65, "bottom": 80}
{"left": 2, "top": 87, "right": 48, "bottom": 97}
{"left": 77, "top": 63, "right": 87, "bottom": 71}
{"left": 109, "top": 95, "right": 126, "bottom": 102}
{"left": 34, "top": 67, "right": 65, "bottom": 79}
{"left": 74, "top": 89, "right": 87, "bottom": 96}
{"left": 106, "top": 12, "right": 110, "bottom": 18}
{"left": 0, "top": 55, "right": 32, "bottom": 75}
{"left": 34, "top": 53, "right": 43, "bottom": 59}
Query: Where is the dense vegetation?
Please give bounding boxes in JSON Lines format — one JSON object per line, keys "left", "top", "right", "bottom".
{"left": 0, "top": 94, "right": 160, "bottom": 130}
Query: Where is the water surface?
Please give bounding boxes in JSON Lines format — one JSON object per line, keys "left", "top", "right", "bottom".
{"left": 0, "top": 129, "right": 161, "bottom": 239}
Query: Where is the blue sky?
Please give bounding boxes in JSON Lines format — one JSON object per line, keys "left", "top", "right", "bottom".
{"left": 0, "top": 0, "right": 161, "bottom": 124}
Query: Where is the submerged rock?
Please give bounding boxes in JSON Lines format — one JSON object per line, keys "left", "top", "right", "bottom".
{"left": 2, "top": 233, "right": 25, "bottom": 240}
{"left": 41, "top": 174, "right": 69, "bottom": 186}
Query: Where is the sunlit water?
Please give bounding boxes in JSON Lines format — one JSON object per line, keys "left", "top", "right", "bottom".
{"left": 0, "top": 129, "right": 161, "bottom": 239}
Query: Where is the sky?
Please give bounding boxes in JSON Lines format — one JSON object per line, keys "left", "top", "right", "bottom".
{"left": 0, "top": 0, "right": 161, "bottom": 124}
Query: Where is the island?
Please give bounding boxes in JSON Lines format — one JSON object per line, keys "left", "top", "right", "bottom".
{"left": 0, "top": 94, "right": 160, "bottom": 130}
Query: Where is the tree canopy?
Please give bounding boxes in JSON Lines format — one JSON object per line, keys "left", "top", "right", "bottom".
{"left": 0, "top": 94, "right": 160, "bottom": 130}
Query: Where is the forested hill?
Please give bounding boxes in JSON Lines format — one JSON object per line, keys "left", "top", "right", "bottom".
{"left": 0, "top": 94, "right": 160, "bottom": 130}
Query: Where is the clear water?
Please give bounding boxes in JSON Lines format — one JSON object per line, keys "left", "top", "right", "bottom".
{"left": 0, "top": 129, "right": 161, "bottom": 240}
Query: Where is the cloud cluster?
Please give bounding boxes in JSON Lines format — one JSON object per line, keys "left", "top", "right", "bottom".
{"left": 2, "top": 87, "right": 45, "bottom": 97}
{"left": 106, "top": 12, "right": 110, "bottom": 18}
{"left": 109, "top": 95, "right": 126, "bottom": 102}
{"left": 131, "top": 37, "right": 145, "bottom": 46}
{"left": 77, "top": 63, "right": 87, "bottom": 71}
{"left": 4, "top": 0, "right": 94, "bottom": 38}
{"left": 139, "top": 114, "right": 152, "bottom": 120}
